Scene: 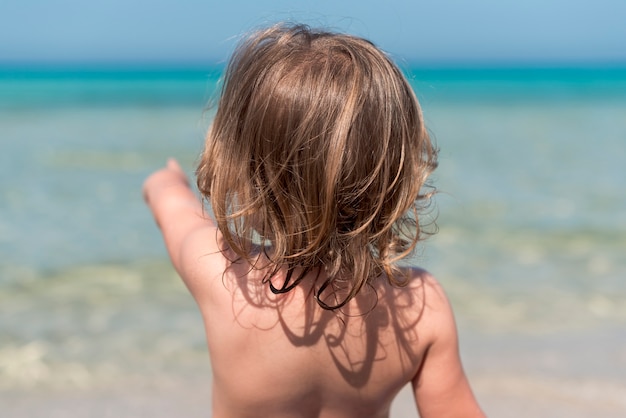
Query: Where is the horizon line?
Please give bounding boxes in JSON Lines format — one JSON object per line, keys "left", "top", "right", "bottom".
{"left": 2, "top": 58, "right": 626, "bottom": 72}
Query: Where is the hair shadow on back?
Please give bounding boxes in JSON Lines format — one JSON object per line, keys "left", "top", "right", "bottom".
{"left": 224, "top": 255, "right": 428, "bottom": 388}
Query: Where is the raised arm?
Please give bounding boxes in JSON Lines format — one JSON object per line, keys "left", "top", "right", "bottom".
{"left": 412, "top": 278, "right": 485, "bottom": 418}
{"left": 143, "top": 159, "right": 218, "bottom": 285}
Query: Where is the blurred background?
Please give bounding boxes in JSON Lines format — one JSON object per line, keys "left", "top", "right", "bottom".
{"left": 1, "top": 1, "right": 626, "bottom": 416}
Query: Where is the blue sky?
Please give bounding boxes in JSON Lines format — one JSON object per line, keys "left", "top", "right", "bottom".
{"left": 1, "top": 0, "right": 626, "bottom": 66}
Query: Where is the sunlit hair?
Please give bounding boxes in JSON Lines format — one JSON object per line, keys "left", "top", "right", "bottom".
{"left": 197, "top": 23, "right": 438, "bottom": 310}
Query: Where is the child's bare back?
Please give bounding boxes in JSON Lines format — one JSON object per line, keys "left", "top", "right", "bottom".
{"left": 144, "top": 24, "right": 484, "bottom": 418}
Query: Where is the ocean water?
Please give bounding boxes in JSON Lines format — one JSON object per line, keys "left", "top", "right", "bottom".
{"left": 1, "top": 67, "right": 626, "bottom": 396}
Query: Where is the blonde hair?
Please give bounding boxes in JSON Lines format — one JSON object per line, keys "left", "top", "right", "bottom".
{"left": 197, "top": 24, "right": 437, "bottom": 309}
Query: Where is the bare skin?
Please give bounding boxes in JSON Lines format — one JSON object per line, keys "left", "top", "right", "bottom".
{"left": 143, "top": 159, "right": 485, "bottom": 418}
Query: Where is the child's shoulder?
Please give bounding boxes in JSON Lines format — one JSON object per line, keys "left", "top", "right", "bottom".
{"left": 384, "top": 267, "right": 457, "bottom": 342}
{"left": 391, "top": 267, "right": 449, "bottom": 305}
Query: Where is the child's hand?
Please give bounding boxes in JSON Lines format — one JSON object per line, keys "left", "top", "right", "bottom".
{"left": 143, "top": 159, "right": 191, "bottom": 206}
{"left": 142, "top": 158, "right": 215, "bottom": 278}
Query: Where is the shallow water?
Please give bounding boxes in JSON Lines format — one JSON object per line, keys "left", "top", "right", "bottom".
{"left": 1, "top": 68, "right": 625, "bottom": 399}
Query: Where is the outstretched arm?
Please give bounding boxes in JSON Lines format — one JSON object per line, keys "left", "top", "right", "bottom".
{"left": 143, "top": 159, "right": 217, "bottom": 281}
{"left": 412, "top": 278, "right": 485, "bottom": 418}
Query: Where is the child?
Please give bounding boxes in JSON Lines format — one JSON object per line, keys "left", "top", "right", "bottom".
{"left": 144, "top": 24, "right": 484, "bottom": 418}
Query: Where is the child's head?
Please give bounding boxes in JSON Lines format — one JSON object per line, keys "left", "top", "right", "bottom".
{"left": 197, "top": 23, "right": 437, "bottom": 309}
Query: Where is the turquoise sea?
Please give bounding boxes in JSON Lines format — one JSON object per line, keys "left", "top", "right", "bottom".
{"left": 1, "top": 67, "right": 626, "bottom": 415}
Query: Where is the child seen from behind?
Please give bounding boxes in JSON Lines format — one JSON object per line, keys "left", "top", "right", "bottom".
{"left": 143, "top": 23, "right": 485, "bottom": 418}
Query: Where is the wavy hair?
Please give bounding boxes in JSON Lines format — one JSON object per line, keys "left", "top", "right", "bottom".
{"left": 197, "top": 24, "right": 438, "bottom": 310}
